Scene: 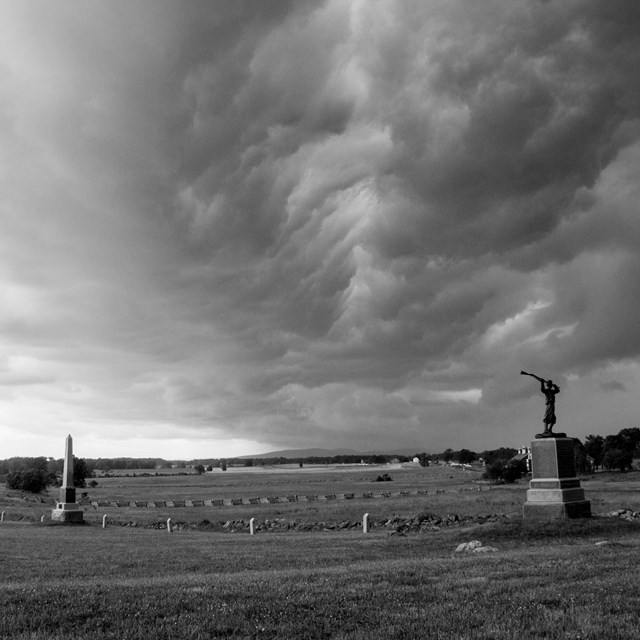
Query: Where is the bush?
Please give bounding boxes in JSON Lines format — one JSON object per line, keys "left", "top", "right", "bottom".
{"left": 6, "top": 469, "right": 50, "bottom": 493}
{"left": 375, "top": 474, "right": 393, "bottom": 482}
{"left": 482, "top": 459, "right": 526, "bottom": 483}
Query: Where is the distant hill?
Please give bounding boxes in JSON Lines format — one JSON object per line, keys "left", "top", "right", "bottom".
{"left": 243, "top": 448, "right": 360, "bottom": 459}
{"left": 242, "top": 447, "right": 421, "bottom": 459}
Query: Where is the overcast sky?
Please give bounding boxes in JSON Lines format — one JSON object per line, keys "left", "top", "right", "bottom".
{"left": 2, "top": 1, "right": 640, "bottom": 460}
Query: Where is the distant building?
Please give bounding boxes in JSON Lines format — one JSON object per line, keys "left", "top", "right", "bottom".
{"left": 512, "top": 446, "right": 532, "bottom": 473}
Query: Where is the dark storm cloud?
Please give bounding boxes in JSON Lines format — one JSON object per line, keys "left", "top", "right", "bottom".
{"left": 1, "top": 0, "right": 640, "bottom": 456}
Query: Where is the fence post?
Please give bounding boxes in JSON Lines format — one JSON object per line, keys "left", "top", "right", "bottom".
{"left": 167, "top": 518, "right": 173, "bottom": 533}
{"left": 1, "top": 511, "right": 4, "bottom": 522}
{"left": 102, "top": 515, "right": 108, "bottom": 529}
{"left": 250, "top": 517, "right": 255, "bottom": 535}
{"left": 363, "top": 512, "right": 369, "bottom": 534}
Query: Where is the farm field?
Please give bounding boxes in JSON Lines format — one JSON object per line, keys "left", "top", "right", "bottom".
{"left": 3, "top": 466, "right": 640, "bottom": 638}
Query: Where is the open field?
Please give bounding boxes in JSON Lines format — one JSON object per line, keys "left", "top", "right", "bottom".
{"left": 3, "top": 464, "right": 640, "bottom": 526}
{"left": 3, "top": 467, "right": 640, "bottom": 638}
{"left": 2, "top": 517, "right": 640, "bottom": 639}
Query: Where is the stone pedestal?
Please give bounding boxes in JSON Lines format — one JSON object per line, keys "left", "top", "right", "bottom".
{"left": 523, "top": 437, "right": 591, "bottom": 520}
{"left": 51, "top": 502, "right": 84, "bottom": 523}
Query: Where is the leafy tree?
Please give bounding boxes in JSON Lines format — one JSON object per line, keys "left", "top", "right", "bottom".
{"left": 616, "top": 428, "right": 640, "bottom": 456}
{"left": 220, "top": 460, "right": 227, "bottom": 472}
{"left": 73, "top": 457, "right": 90, "bottom": 488}
{"left": 457, "top": 449, "right": 477, "bottom": 465}
{"left": 194, "top": 464, "right": 205, "bottom": 475}
{"left": 603, "top": 448, "right": 633, "bottom": 472}
{"left": 480, "top": 448, "right": 517, "bottom": 465}
{"left": 482, "top": 458, "right": 526, "bottom": 483}
{"left": 414, "top": 453, "right": 430, "bottom": 467}
{"left": 442, "top": 448, "right": 455, "bottom": 462}
{"left": 584, "top": 435, "right": 605, "bottom": 470}
{"left": 572, "top": 439, "right": 589, "bottom": 474}
{"left": 6, "top": 469, "right": 49, "bottom": 493}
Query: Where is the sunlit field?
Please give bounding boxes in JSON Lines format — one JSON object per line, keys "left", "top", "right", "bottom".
{"left": 3, "top": 465, "right": 640, "bottom": 638}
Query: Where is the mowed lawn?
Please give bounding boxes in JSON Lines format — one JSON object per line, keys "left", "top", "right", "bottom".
{"left": 2, "top": 517, "right": 640, "bottom": 640}
{"left": 3, "top": 467, "right": 640, "bottom": 638}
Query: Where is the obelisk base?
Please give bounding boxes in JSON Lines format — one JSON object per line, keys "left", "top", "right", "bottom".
{"left": 51, "top": 502, "right": 84, "bottom": 523}
{"left": 51, "top": 482, "right": 83, "bottom": 523}
{"left": 523, "top": 437, "right": 591, "bottom": 520}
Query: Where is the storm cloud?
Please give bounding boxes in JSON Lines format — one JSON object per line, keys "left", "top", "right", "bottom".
{"left": 1, "top": 0, "right": 640, "bottom": 457}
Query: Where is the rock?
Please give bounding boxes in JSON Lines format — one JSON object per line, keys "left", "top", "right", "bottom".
{"left": 472, "top": 545, "right": 498, "bottom": 553}
{"left": 455, "top": 540, "right": 483, "bottom": 553}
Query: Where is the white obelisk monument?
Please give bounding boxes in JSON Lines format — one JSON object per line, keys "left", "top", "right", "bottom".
{"left": 51, "top": 434, "right": 84, "bottom": 523}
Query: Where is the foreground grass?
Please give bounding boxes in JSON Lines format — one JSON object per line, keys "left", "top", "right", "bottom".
{"left": 2, "top": 519, "right": 640, "bottom": 639}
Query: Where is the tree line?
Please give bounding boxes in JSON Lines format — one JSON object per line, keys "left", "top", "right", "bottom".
{"left": 0, "top": 456, "right": 91, "bottom": 493}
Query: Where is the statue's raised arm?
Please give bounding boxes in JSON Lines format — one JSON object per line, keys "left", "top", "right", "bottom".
{"left": 521, "top": 371, "right": 564, "bottom": 438}
{"left": 521, "top": 370, "right": 546, "bottom": 384}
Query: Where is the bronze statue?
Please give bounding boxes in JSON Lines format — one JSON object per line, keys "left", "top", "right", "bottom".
{"left": 521, "top": 371, "right": 562, "bottom": 437}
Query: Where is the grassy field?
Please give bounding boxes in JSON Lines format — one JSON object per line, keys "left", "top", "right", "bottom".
{"left": 3, "top": 466, "right": 640, "bottom": 638}
{"left": 3, "top": 464, "right": 640, "bottom": 526}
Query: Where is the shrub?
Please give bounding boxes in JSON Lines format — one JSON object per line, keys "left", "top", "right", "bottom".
{"left": 482, "top": 459, "right": 526, "bottom": 483}
{"left": 6, "top": 469, "right": 50, "bottom": 493}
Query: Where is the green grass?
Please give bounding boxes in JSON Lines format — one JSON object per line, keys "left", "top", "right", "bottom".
{"left": 2, "top": 519, "right": 640, "bottom": 639}
{"left": 3, "top": 468, "right": 640, "bottom": 638}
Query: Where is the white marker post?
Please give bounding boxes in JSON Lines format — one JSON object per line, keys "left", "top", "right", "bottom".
{"left": 1, "top": 511, "right": 5, "bottom": 522}
{"left": 250, "top": 518, "right": 255, "bottom": 535}
{"left": 40, "top": 515, "right": 45, "bottom": 522}
{"left": 167, "top": 518, "right": 173, "bottom": 533}
{"left": 363, "top": 512, "right": 369, "bottom": 534}
{"left": 102, "top": 515, "right": 108, "bottom": 529}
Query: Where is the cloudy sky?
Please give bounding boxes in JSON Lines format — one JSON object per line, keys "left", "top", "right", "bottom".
{"left": 2, "top": 0, "right": 640, "bottom": 460}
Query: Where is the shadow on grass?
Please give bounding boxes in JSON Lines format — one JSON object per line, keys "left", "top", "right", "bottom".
{"left": 457, "top": 515, "right": 640, "bottom": 544}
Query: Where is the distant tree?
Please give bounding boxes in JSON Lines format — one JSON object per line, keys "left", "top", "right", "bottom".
{"left": 603, "top": 448, "right": 633, "bottom": 472}
{"left": 243, "top": 459, "right": 254, "bottom": 467}
{"left": 194, "top": 464, "right": 205, "bottom": 475}
{"left": 6, "top": 469, "right": 49, "bottom": 493}
{"left": 220, "top": 460, "right": 227, "bottom": 472}
{"left": 617, "top": 427, "right": 640, "bottom": 451}
{"left": 483, "top": 458, "right": 526, "bottom": 483}
{"left": 480, "top": 448, "right": 517, "bottom": 466}
{"left": 414, "top": 453, "right": 430, "bottom": 467}
{"left": 206, "top": 465, "right": 213, "bottom": 472}
{"left": 73, "top": 457, "right": 90, "bottom": 488}
{"left": 442, "top": 448, "right": 455, "bottom": 462}
{"left": 457, "top": 449, "right": 477, "bottom": 465}
{"left": 572, "top": 439, "right": 590, "bottom": 474}
{"left": 584, "top": 435, "right": 605, "bottom": 470}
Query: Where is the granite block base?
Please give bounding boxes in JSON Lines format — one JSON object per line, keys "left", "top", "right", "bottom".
{"left": 51, "top": 503, "right": 84, "bottom": 523}
{"left": 523, "top": 437, "right": 591, "bottom": 520}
